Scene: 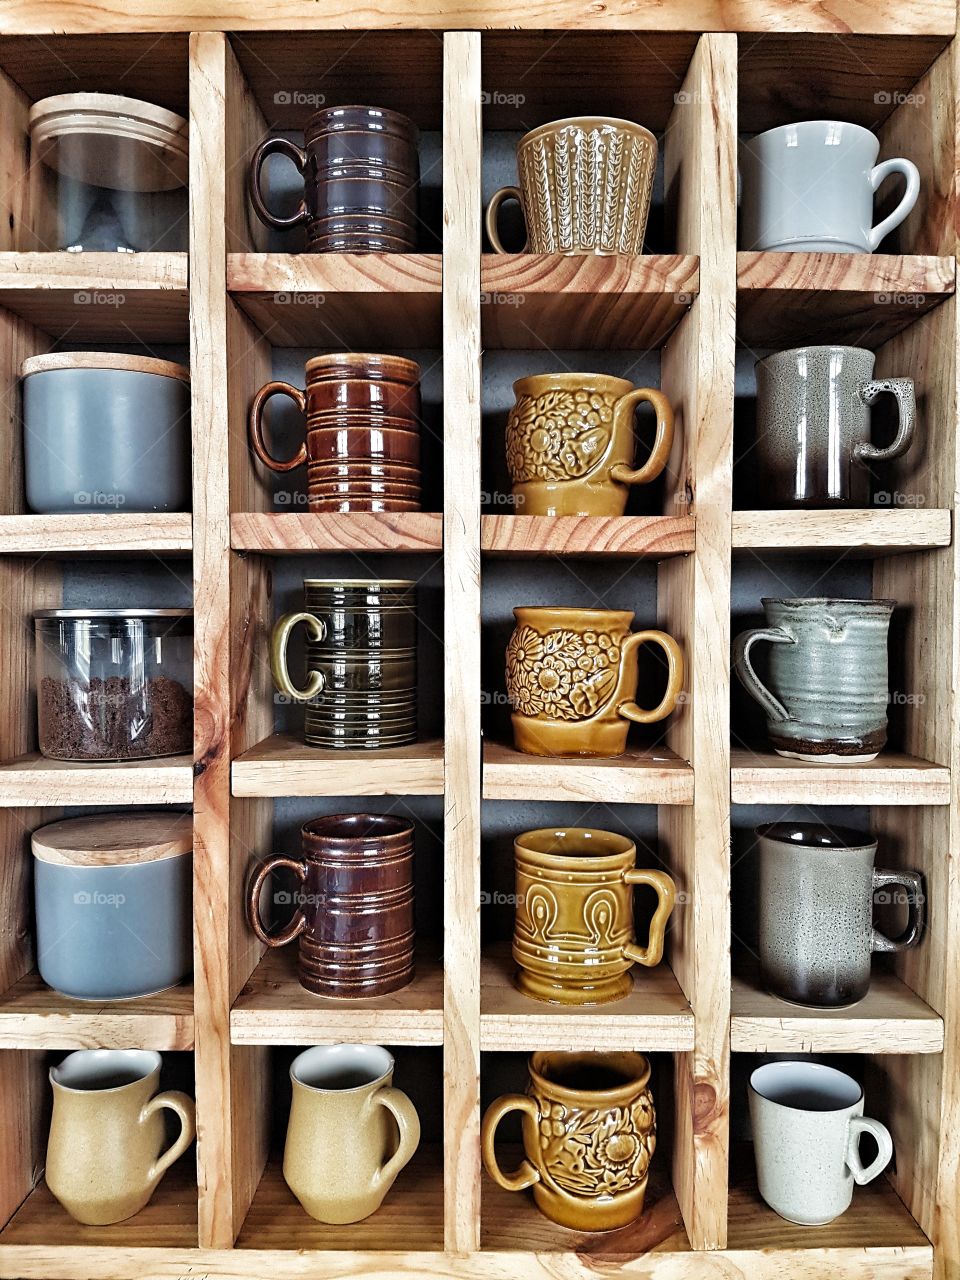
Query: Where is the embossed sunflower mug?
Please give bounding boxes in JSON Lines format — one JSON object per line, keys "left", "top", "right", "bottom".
{"left": 505, "top": 374, "right": 674, "bottom": 515}
{"left": 482, "top": 1050, "right": 657, "bottom": 1230}
{"left": 505, "top": 606, "right": 684, "bottom": 757}
{"left": 513, "top": 828, "right": 677, "bottom": 1005}
{"left": 485, "top": 116, "right": 658, "bottom": 256}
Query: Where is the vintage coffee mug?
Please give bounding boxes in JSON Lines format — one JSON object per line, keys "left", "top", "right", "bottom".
{"left": 505, "top": 606, "right": 684, "bottom": 757}
{"left": 756, "top": 346, "right": 916, "bottom": 507}
{"left": 749, "top": 1060, "right": 893, "bottom": 1225}
{"left": 284, "top": 1044, "right": 420, "bottom": 1223}
{"left": 247, "top": 814, "right": 415, "bottom": 998}
{"left": 249, "top": 105, "right": 419, "bottom": 252}
{"left": 505, "top": 374, "right": 674, "bottom": 515}
{"left": 486, "top": 116, "right": 658, "bottom": 256}
{"left": 733, "top": 597, "right": 894, "bottom": 762}
{"left": 46, "top": 1049, "right": 195, "bottom": 1225}
{"left": 758, "top": 821, "right": 924, "bottom": 1007}
{"left": 482, "top": 1051, "right": 657, "bottom": 1230}
{"left": 740, "top": 120, "right": 920, "bottom": 253}
{"left": 512, "top": 827, "right": 676, "bottom": 1005}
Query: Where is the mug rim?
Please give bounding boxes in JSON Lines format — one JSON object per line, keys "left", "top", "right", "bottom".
{"left": 518, "top": 115, "right": 657, "bottom": 149}
{"left": 50, "top": 1048, "right": 161, "bottom": 1092}
{"left": 290, "top": 1043, "right": 394, "bottom": 1093}
{"left": 761, "top": 596, "right": 896, "bottom": 609}
{"left": 511, "top": 373, "right": 635, "bottom": 395}
{"left": 745, "top": 119, "right": 877, "bottom": 146}
{"left": 302, "top": 578, "right": 415, "bottom": 588}
{"left": 749, "top": 1060, "right": 863, "bottom": 1113}
{"left": 302, "top": 812, "right": 414, "bottom": 843}
{"left": 755, "top": 344, "right": 873, "bottom": 367}
{"left": 530, "top": 1050, "right": 651, "bottom": 1101}
{"left": 756, "top": 820, "right": 876, "bottom": 852}
{"left": 513, "top": 605, "right": 635, "bottom": 624}
{"left": 515, "top": 826, "right": 635, "bottom": 865}
{"left": 304, "top": 353, "right": 421, "bottom": 379}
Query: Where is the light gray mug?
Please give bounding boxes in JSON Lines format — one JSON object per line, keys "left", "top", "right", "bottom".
{"left": 749, "top": 1060, "right": 893, "bottom": 1225}
{"left": 740, "top": 120, "right": 920, "bottom": 253}
{"left": 733, "top": 596, "right": 894, "bottom": 763}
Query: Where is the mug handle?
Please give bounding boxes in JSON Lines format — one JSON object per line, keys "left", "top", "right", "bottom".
{"left": 271, "top": 611, "right": 326, "bottom": 702}
{"left": 371, "top": 1086, "right": 421, "bottom": 1189}
{"left": 846, "top": 1115, "right": 894, "bottom": 1185}
{"left": 854, "top": 378, "right": 916, "bottom": 463}
{"left": 731, "top": 627, "right": 795, "bottom": 723}
{"left": 485, "top": 186, "right": 527, "bottom": 253}
{"left": 609, "top": 388, "right": 675, "bottom": 487}
{"left": 248, "top": 136, "right": 309, "bottom": 231}
{"left": 249, "top": 382, "right": 308, "bottom": 473}
{"left": 871, "top": 867, "right": 925, "bottom": 952}
{"left": 622, "top": 868, "right": 677, "bottom": 967}
{"left": 617, "top": 630, "right": 685, "bottom": 725}
{"left": 481, "top": 1094, "right": 541, "bottom": 1192}
{"left": 142, "top": 1091, "right": 196, "bottom": 1186}
{"left": 867, "top": 157, "right": 921, "bottom": 251}
{"left": 246, "top": 856, "right": 308, "bottom": 947}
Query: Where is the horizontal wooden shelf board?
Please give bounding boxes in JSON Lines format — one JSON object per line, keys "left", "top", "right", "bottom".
{"left": 731, "top": 969, "right": 943, "bottom": 1054}
{"left": 231, "top": 944, "right": 443, "bottom": 1045}
{"left": 0, "top": 513, "right": 192, "bottom": 556}
{"left": 483, "top": 739, "right": 693, "bottom": 805}
{"left": 231, "top": 511, "right": 442, "bottom": 554}
{"left": 481, "top": 515, "right": 694, "bottom": 558}
{"left": 232, "top": 734, "right": 444, "bottom": 797}
{"left": 0, "top": 753, "right": 194, "bottom": 807}
{"left": 228, "top": 253, "right": 442, "bottom": 346}
{"left": 0, "top": 972, "right": 194, "bottom": 1050}
{"left": 730, "top": 749, "right": 950, "bottom": 806}
{"left": 732, "top": 508, "right": 951, "bottom": 556}
{"left": 480, "top": 944, "right": 693, "bottom": 1052}
{"left": 0, "top": 253, "right": 189, "bottom": 341}
{"left": 736, "top": 253, "right": 954, "bottom": 347}
{"left": 480, "top": 253, "right": 698, "bottom": 349}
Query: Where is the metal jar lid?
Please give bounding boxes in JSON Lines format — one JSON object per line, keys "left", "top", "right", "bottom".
{"left": 35, "top": 608, "right": 193, "bottom": 619}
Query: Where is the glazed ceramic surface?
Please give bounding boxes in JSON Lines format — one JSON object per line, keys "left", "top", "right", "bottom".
{"left": 247, "top": 814, "right": 415, "bottom": 998}
{"left": 505, "top": 373, "right": 674, "bottom": 516}
{"left": 249, "top": 106, "right": 419, "bottom": 252}
{"left": 757, "top": 821, "right": 924, "bottom": 1007}
{"left": 46, "top": 1049, "right": 195, "bottom": 1226}
{"left": 486, "top": 116, "right": 657, "bottom": 256}
{"left": 749, "top": 1060, "right": 893, "bottom": 1225}
{"left": 481, "top": 1050, "right": 656, "bottom": 1230}
{"left": 512, "top": 828, "right": 676, "bottom": 1004}
{"left": 739, "top": 120, "right": 920, "bottom": 253}
{"left": 505, "top": 606, "right": 684, "bottom": 757}
{"left": 732, "top": 597, "right": 893, "bottom": 762}
{"left": 283, "top": 1044, "right": 420, "bottom": 1223}
{"left": 755, "top": 346, "right": 916, "bottom": 507}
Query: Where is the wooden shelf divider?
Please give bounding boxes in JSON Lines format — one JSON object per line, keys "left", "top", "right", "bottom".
{"left": 482, "top": 738, "right": 694, "bottom": 804}
{"left": 0, "top": 974, "right": 195, "bottom": 1051}
{"left": 730, "top": 748, "right": 951, "bottom": 806}
{"left": 732, "top": 508, "right": 951, "bottom": 555}
{"left": 231, "top": 511, "right": 442, "bottom": 554}
{"left": 481, "top": 514, "right": 694, "bottom": 558}
{"left": 0, "top": 753, "right": 194, "bottom": 807}
{"left": 231, "top": 733, "right": 444, "bottom": 797}
{"left": 0, "top": 514, "right": 193, "bottom": 555}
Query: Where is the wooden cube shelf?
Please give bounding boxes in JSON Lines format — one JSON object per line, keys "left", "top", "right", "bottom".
{"left": 482, "top": 740, "right": 694, "bottom": 805}
{"left": 231, "top": 734, "right": 444, "bottom": 797}
{"left": 230, "top": 512, "right": 442, "bottom": 554}
{"left": 730, "top": 749, "right": 951, "bottom": 806}
{"left": 0, "top": 974, "right": 195, "bottom": 1051}
{"left": 481, "top": 515, "right": 695, "bottom": 558}
{"left": 0, "top": 754, "right": 195, "bottom": 807}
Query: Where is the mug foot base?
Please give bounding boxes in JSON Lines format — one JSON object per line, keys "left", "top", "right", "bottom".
{"left": 513, "top": 969, "right": 634, "bottom": 1006}
{"left": 533, "top": 1179, "right": 647, "bottom": 1230}
{"left": 774, "top": 748, "right": 879, "bottom": 764}
{"left": 763, "top": 985, "right": 867, "bottom": 1011}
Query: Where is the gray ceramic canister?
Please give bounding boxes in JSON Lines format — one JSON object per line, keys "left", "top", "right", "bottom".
{"left": 33, "top": 811, "right": 192, "bottom": 1001}
{"left": 757, "top": 821, "right": 924, "bottom": 1007}
{"left": 22, "top": 353, "right": 191, "bottom": 514}
{"left": 732, "top": 597, "right": 894, "bottom": 762}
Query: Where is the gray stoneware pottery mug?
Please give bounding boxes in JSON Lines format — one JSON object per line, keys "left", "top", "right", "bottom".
{"left": 739, "top": 120, "right": 920, "bottom": 252}
{"left": 749, "top": 1060, "right": 893, "bottom": 1225}
{"left": 755, "top": 346, "right": 916, "bottom": 507}
{"left": 757, "top": 821, "right": 924, "bottom": 1007}
{"left": 733, "top": 597, "right": 894, "bottom": 762}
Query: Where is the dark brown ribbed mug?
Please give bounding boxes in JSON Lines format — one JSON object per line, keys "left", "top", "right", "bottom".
{"left": 246, "top": 814, "right": 415, "bottom": 998}
{"left": 248, "top": 352, "right": 422, "bottom": 513}
{"left": 248, "top": 105, "right": 419, "bottom": 252}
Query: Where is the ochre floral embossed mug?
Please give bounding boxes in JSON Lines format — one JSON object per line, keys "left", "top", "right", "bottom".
{"left": 505, "top": 606, "right": 684, "bottom": 757}
{"left": 505, "top": 374, "right": 674, "bottom": 516}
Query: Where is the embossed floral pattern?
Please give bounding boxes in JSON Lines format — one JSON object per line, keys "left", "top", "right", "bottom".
{"left": 533, "top": 1090, "right": 656, "bottom": 1198}
{"left": 506, "top": 624, "right": 622, "bottom": 721}
{"left": 506, "top": 389, "right": 617, "bottom": 484}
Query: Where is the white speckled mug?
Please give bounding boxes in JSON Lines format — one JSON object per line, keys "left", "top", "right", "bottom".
{"left": 749, "top": 1060, "right": 893, "bottom": 1226}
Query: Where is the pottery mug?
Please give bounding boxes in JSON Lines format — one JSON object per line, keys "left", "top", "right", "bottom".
{"left": 513, "top": 827, "right": 677, "bottom": 1005}
{"left": 755, "top": 346, "right": 916, "bottom": 507}
{"left": 247, "top": 814, "right": 415, "bottom": 998}
{"left": 505, "top": 606, "right": 684, "bottom": 757}
{"left": 505, "top": 374, "right": 674, "bottom": 516}
{"left": 757, "top": 821, "right": 924, "bottom": 1008}
{"left": 46, "top": 1049, "right": 195, "bottom": 1226}
{"left": 482, "top": 1050, "right": 657, "bottom": 1230}
{"left": 249, "top": 105, "right": 419, "bottom": 252}
{"left": 739, "top": 120, "right": 920, "bottom": 253}
{"left": 284, "top": 1044, "right": 420, "bottom": 1223}
{"left": 733, "top": 597, "right": 894, "bottom": 762}
{"left": 485, "top": 116, "right": 658, "bottom": 256}
{"left": 749, "top": 1060, "right": 893, "bottom": 1225}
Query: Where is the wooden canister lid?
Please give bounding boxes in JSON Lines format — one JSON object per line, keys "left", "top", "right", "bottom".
{"left": 32, "top": 811, "right": 193, "bottom": 866}
{"left": 21, "top": 352, "right": 190, "bottom": 383}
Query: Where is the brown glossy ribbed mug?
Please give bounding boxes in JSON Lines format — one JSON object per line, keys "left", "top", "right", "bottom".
{"left": 249, "top": 353, "right": 422, "bottom": 513}
{"left": 246, "top": 814, "right": 415, "bottom": 998}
